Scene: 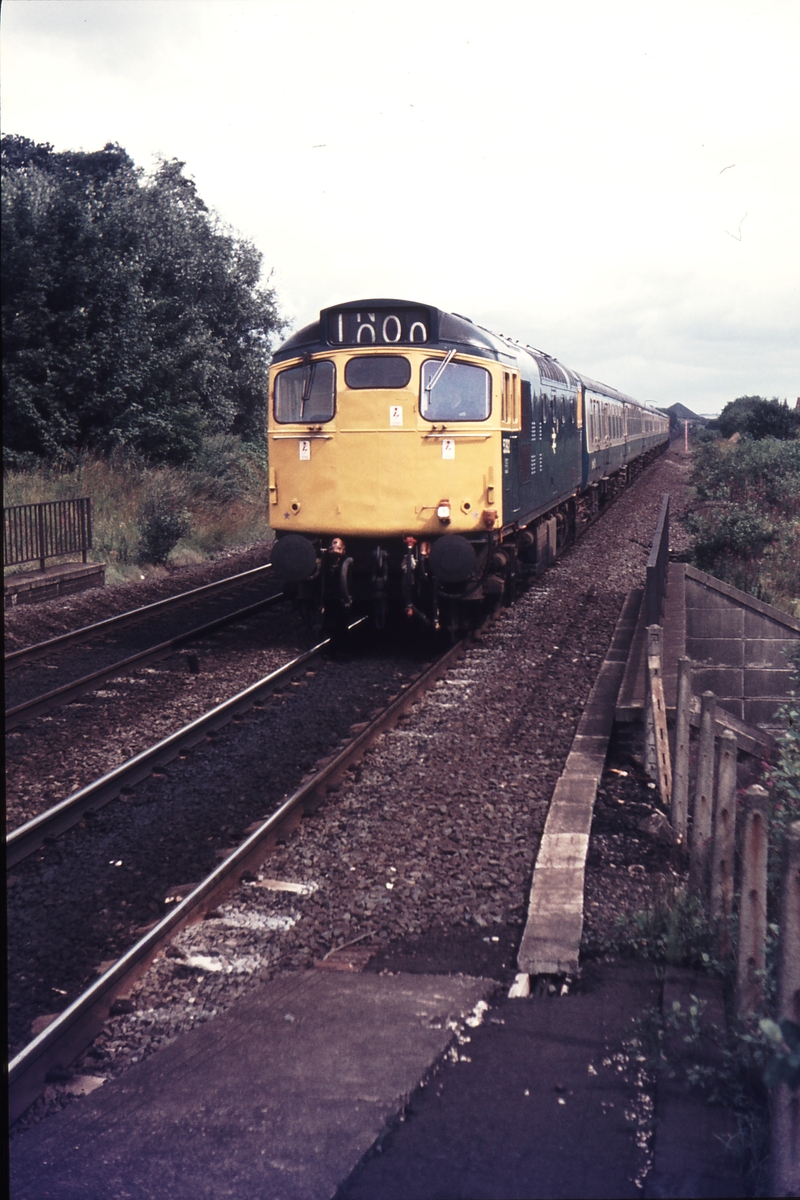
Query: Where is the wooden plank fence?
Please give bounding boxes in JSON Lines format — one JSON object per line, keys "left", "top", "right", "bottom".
{"left": 645, "top": 636, "right": 799, "bottom": 1195}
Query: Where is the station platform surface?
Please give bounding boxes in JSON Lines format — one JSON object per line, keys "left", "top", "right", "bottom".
{"left": 10, "top": 962, "right": 746, "bottom": 1200}
{"left": 4, "top": 560, "right": 105, "bottom": 608}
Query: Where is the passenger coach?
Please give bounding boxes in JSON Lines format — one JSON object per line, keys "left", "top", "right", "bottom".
{"left": 268, "top": 299, "right": 669, "bottom": 634}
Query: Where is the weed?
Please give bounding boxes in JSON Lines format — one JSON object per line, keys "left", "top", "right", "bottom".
{"left": 608, "top": 883, "right": 724, "bottom": 971}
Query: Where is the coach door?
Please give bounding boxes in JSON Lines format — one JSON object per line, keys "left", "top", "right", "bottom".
{"left": 501, "top": 371, "right": 521, "bottom": 517}
{"left": 517, "top": 380, "right": 535, "bottom": 518}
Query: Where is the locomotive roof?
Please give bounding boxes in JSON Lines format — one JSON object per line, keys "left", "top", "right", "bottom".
{"left": 271, "top": 299, "right": 665, "bottom": 416}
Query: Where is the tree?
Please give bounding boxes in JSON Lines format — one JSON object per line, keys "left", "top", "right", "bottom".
{"left": 2, "top": 136, "right": 285, "bottom": 463}
{"left": 713, "top": 395, "right": 800, "bottom": 441}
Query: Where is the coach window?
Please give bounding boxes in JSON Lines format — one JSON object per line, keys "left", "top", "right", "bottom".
{"left": 344, "top": 355, "right": 412, "bottom": 389}
{"left": 420, "top": 360, "right": 491, "bottom": 421}
{"left": 274, "top": 360, "right": 335, "bottom": 423}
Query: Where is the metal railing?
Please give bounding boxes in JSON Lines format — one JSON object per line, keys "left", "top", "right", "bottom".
{"left": 645, "top": 493, "right": 670, "bottom": 626}
{"left": 3, "top": 498, "right": 93, "bottom": 571}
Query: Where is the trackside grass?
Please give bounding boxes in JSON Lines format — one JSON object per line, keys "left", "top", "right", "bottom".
{"left": 3, "top": 437, "right": 273, "bottom": 583}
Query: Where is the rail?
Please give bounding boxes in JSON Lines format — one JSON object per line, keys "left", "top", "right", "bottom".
{"left": 645, "top": 493, "right": 670, "bottom": 626}
{"left": 8, "top": 624, "right": 467, "bottom": 1124}
{"left": 5, "top": 590, "right": 286, "bottom": 731}
{"left": 5, "top": 562, "right": 275, "bottom": 669}
{"left": 4, "top": 498, "right": 92, "bottom": 570}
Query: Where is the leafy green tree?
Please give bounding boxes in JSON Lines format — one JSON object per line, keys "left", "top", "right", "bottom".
{"left": 743, "top": 398, "right": 800, "bottom": 441}
{"left": 2, "top": 136, "right": 285, "bottom": 464}
{"left": 712, "top": 395, "right": 800, "bottom": 441}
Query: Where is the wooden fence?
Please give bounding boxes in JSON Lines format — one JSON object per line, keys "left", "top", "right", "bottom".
{"left": 645, "top": 637, "right": 799, "bottom": 1195}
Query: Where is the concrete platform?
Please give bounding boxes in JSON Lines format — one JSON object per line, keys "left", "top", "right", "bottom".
{"left": 9, "top": 971, "right": 495, "bottom": 1200}
{"left": 517, "top": 589, "right": 641, "bottom": 976}
{"left": 338, "top": 962, "right": 745, "bottom": 1200}
{"left": 4, "top": 561, "right": 105, "bottom": 608}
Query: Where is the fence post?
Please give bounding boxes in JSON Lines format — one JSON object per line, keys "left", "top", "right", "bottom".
{"left": 645, "top": 624, "right": 672, "bottom": 809}
{"left": 670, "top": 655, "right": 692, "bottom": 842}
{"left": 690, "top": 691, "right": 716, "bottom": 898}
{"left": 736, "top": 785, "right": 770, "bottom": 1018}
{"left": 772, "top": 821, "right": 800, "bottom": 1198}
{"left": 710, "top": 729, "right": 737, "bottom": 954}
{"left": 37, "top": 503, "right": 46, "bottom": 573}
{"left": 84, "top": 497, "right": 92, "bottom": 563}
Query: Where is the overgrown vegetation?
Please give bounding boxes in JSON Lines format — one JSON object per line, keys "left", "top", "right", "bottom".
{"left": 3, "top": 439, "right": 273, "bottom": 581}
{"left": 613, "top": 656, "right": 800, "bottom": 1193}
{"left": 685, "top": 402, "right": 800, "bottom": 615}
{"left": 710, "top": 395, "right": 800, "bottom": 442}
{"left": 2, "top": 134, "right": 286, "bottom": 465}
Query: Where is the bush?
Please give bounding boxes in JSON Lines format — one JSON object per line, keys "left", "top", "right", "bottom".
{"left": 688, "top": 504, "right": 775, "bottom": 566}
{"left": 137, "top": 477, "right": 191, "bottom": 565}
{"left": 686, "top": 435, "right": 800, "bottom": 614}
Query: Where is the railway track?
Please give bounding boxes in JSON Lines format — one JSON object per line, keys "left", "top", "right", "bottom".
{"left": 5, "top": 590, "right": 286, "bottom": 730}
{"left": 5, "top": 563, "right": 286, "bottom": 724}
{"left": 5, "top": 563, "right": 276, "bottom": 670}
{"left": 8, "top": 629, "right": 468, "bottom": 1124}
{"left": 7, "top": 450, "right": 694, "bottom": 1133}
{"left": 6, "top": 633, "right": 332, "bottom": 868}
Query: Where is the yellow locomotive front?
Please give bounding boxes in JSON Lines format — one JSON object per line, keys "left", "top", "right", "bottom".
{"left": 268, "top": 301, "right": 514, "bottom": 631}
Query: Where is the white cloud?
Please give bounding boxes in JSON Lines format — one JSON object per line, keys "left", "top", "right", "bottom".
{"left": 2, "top": 0, "right": 798, "bottom": 412}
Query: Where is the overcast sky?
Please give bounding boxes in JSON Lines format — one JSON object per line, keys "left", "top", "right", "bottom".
{"left": 2, "top": 0, "right": 799, "bottom": 414}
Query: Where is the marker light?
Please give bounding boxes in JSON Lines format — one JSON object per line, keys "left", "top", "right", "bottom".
{"left": 436, "top": 503, "right": 451, "bottom": 522}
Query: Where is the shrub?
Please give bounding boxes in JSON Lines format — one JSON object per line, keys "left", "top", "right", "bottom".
{"left": 137, "top": 477, "right": 191, "bottom": 565}
{"left": 686, "top": 434, "right": 800, "bottom": 613}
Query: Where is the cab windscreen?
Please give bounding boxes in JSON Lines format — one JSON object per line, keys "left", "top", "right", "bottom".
{"left": 274, "top": 360, "right": 335, "bottom": 423}
{"left": 420, "top": 360, "right": 491, "bottom": 422}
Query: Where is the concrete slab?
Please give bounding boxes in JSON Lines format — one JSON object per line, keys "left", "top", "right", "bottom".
{"left": 745, "top": 638, "right": 800, "bottom": 668}
{"left": 564, "top": 750, "right": 607, "bottom": 775}
{"left": 571, "top": 735, "right": 611, "bottom": 757}
{"left": 4, "top": 561, "right": 105, "bottom": 608}
{"left": 524, "top": 866, "right": 587, "bottom": 915}
{"left": 340, "top": 963, "right": 674, "bottom": 1200}
{"left": 743, "top": 666, "right": 795, "bottom": 697}
{"left": 545, "top": 803, "right": 596, "bottom": 837}
{"left": 744, "top": 606, "right": 800, "bottom": 639}
{"left": 536, "top": 832, "right": 590, "bottom": 869}
{"left": 686, "top": 607, "right": 744, "bottom": 639}
{"left": 519, "top": 591, "right": 636, "bottom": 976}
{"left": 690, "top": 637, "right": 745, "bottom": 667}
{"left": 744, "top": 698, "right": 787, "bottom": 727}
{"left": 550, "top": 776, "right": 599, "bottom": 804}
{"left": 690, "top": 666, "right": 742, "bottom": 698}
{"left": 10, "top": 971, "right": 495, "bottom": 1200}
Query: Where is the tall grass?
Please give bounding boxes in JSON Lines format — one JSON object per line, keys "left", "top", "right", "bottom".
{"left": 3, "top": 437, "right": 273, "bottom": 583}
{"left": 687, "top": 434, "right": 800, "bottom": 617}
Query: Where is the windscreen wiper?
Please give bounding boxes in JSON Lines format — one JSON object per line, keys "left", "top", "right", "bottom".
{"left": 425, "top": 348, "right": 456, "bottom": 394}
{"left": 300, "top": 360, "right": 313, "bottom": 419}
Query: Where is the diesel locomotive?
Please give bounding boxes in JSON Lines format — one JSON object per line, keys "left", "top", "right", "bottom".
{"left": 268, "top": 298, "right": 669, "bottom": 634}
